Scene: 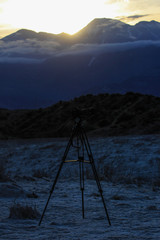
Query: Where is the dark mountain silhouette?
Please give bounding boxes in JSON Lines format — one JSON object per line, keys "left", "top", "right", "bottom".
{"left": 1, "top": 92, "right": 160, "bottom": 139}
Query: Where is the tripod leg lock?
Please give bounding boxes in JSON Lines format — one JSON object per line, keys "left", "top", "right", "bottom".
{"left": 99, "top": 189, "right": 103, "bottom": 194}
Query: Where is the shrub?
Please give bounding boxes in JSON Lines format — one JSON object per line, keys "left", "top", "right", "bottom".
{"left": 111, "top": 194, "right": 125, "bottom": 200}
{"left": 0, "top": 159, "right": 9, "bottom": 181}
{"left": 33, "top": 169, "right": 49, "bottom": 178}
{"left": 9, "top": 203, "right": 40, "bottom": 219}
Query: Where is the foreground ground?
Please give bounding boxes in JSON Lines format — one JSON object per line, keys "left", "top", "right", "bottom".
{"left": 0, "top": 135, "right": 160, "bottom": 239}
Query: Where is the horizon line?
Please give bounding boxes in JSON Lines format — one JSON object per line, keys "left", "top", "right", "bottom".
{"left": 1, "top": 17, "right": 160, "bottom": 39}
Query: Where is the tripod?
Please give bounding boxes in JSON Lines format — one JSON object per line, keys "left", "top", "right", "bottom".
{"left": 39, "top": 117, "right": 111, "bottom": 226}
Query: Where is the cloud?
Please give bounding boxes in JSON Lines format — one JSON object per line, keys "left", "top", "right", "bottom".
{"left": 118, "top": 14, "right": 150, "bottom": 21}
{"left": 57, "top": 40, "right": 160, "bottom": 57}
{"left": 0, "top": 39, "right": 62, "bottom": 62}
{"left": 127, "top": 14, "right": 150, "bottom": 20}
{"left": 0, "top": 36, "right": 160, "bottom": 63}
{"left": 105, "top": 0, "right": 129, "bottom": 3}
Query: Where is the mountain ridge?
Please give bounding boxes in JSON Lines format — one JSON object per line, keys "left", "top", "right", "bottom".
{"left": 1, "top": 18, "right": 160, "bottom": 44}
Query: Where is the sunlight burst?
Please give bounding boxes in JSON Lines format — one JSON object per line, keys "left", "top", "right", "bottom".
{"left": 1, "top": 0, "right": 119, "bottom": 34}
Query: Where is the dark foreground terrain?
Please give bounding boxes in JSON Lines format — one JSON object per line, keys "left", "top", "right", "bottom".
{"left": 1, "top": 92, "right": 160, "bottom": 138}
{"left": 0, "top": 135, "right": 160, "bottom": 239}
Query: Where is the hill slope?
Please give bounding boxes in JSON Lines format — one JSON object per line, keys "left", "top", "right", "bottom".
{"left": 1, "top": 92, "right": 160, "bottom": 139}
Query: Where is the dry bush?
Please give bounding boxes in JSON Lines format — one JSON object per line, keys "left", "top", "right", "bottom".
{"left": 146, "top": 205, "right": 157, "bottom": 211}
{"left": 9, "top": 203, "right": 40, "bottom": 219}
{"left": 33, "top": 168, "right": 49, "bottom": 178}
{"left": 0, "top": 160, "right": 5, "bottom": 179}
{"left": 111, "top": 194, "right": 125, "bottom": 200}
{"left": 0, "top": 159, "right": 9, "bottom": 181}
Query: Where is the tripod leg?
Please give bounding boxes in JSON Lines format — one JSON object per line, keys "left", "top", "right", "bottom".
{"left": 38, "top": 160, "right": 64, "bottom": 226}
{"left": 82, "top": 159, "right": 85, "bottom": 219}
{"left": 81, "top": 130, "right": 111, "bottom": 226}
{"left": 39, "top": 127, "right": 77, "bottom": 226}
{"left": 77, "top": 133, "right": 85, "bottom": 219}
{"left": 39, "top": 190, "right": 53, "bottom": 226}
{"left": 79, "top": 158, "right": 85, "bottom": 219}
{"left": 90, "top": 158, "right": 111, "bottom": 226}
{"left": 81, "top": 186, "right": 84, "bottom": 219}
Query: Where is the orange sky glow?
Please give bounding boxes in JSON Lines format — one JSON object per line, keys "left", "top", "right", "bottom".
{"left": 0, "top": 0, "right": 160, "bottom": 38}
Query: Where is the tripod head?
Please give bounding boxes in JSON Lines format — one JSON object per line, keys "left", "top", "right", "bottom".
{"left": 72, "top": 107, "right": 93, "bottom": 125}
{"left": 72, "top": 108, "right": 83, "bottom": 124}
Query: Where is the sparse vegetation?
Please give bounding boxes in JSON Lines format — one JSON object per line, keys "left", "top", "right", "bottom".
{"left": 146, "top": 205, "right": 157, "bottom": 211}
{"left": 1, "top": 92, "right": 160, "bottom": 138}
{"left": 33, "top": 168, "right": 49, "bottom": 178}
{"left": 111, "top": 194, "right": 125, "bottom": 200}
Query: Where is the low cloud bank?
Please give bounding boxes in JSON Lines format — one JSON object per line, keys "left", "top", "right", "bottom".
{"left": 0, "top": 38, "right": 160, "bottom": 63}
{"left": 0, "top": 39, "right": 61, "bottom": 63}
{"left": 57, "top": 40, "right": 160, "bottom": 57}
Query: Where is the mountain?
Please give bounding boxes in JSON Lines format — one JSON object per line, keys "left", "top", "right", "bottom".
{"left": 132, "top": 20, "right": 160, "bottom": 40}
{"left": 2, "top": 28, "right": 72, "bottom": 43}
{"left": 72, "top": 18, "right": 132, "bottom": 43}
{"left": 73, "top": 18, "right": 160, "bottom": 43}
{"left": 0, "top": 18, "right": 160, "bottom": 109}
{"left": 2, "top": 18, "right": 160, "bottom": 44}
{"left": 1, "top": 29, "right": 72, "bottom": 51}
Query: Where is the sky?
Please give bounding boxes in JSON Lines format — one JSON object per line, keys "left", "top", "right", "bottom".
{"left": 0, "top": 0, "right": 160, "bottom": 38}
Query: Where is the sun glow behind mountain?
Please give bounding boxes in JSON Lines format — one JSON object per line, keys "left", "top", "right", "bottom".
{"left": 0, "top": 0, "right": 123, "bottom": 35}
{"left": 0, "top": 0, "right": 160, "bottom": 37}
